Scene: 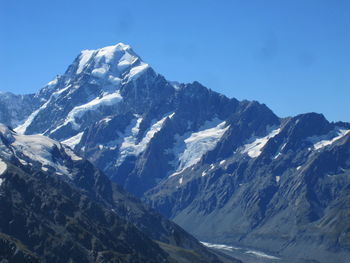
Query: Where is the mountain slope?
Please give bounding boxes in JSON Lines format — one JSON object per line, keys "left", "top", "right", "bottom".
{"left": 0, "top": 124, "right": 238, "bottom": 263}
{"left": 0, "top": 92, "right": 40, "bottom": 128}
{"left": 145, "top": 113, "right": 350, "bottom": 263}
{"left": 5, "top": 42, "right": 350, "bottom": 263}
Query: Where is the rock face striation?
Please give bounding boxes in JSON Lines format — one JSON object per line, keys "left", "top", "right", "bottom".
{"left": 2, "top": 43, "right": 350, "bottom": 263}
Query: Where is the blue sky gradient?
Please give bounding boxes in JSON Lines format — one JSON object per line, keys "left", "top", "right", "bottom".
{"left": 1, "top": 0, "right": 349, "bottom": 122}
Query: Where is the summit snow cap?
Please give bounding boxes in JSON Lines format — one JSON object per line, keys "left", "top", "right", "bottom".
{"left": 75, "top": 43, "right": 149, "bottom": 82}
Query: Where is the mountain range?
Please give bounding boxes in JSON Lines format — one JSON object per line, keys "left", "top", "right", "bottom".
{"left": 1, "top": 43, "right": 349, "bottom": 263}
{"left": 0, "top": 124, "right": 237, "bottom": 263}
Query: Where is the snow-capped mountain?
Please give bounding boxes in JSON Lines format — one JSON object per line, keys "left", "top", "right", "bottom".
{"left": 0, "top": 123, "right": 82, "bottom": 179}
{"left": 0, "top": 124, "right": 235, "bottom": 263}
{"left": 13, "top": 43, "right": 238, "bottom": 196}
{"left": 15, "top": 43, "right": 167, "bottom": 138}
{"left": 4, "top": 42, "right": 350, "bottom": 263}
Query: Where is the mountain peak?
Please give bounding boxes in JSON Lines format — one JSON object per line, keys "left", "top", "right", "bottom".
{"left": 37, "top": 43, "right": 150, "bottom": 100}
{"left": 75, "top": 42, "right": 142, "bottom": 75}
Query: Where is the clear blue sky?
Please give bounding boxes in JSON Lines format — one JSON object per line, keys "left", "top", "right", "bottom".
{"left": 1, "top": 0, "right": 349, "bottom": 122}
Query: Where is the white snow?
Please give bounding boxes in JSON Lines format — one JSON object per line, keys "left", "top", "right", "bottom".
{"left": 75, "top": 43, "right": 145, "bottom": 89}
{"left": 275, "top": 176, "right": 281, "bottom": 183}
{"left": 15, "top": 43, "right": 147, "bottom": 134}
{"left": 117, "top": 113, "right": 173, "bottom": 166}
{"left": 15, "top": 99, "right": 50, "bottom": 134}
{"left": 308, "top": 128, "right": 350, "bottom": 150}
{"left": 77, "top": 43, "right": 136, "bottom": 77}
{"left": 13, "top": 134, "right": 56, "bottom": 161}
{"left": 16, "top": 83, "right": 79, "bottom": 135}
{"left": 118, "top": 52, "right": 137, "bottom": 70}
{"left": 170, "top": 81, "right": 181, "bottom": 90}
{"left": 108, "top": 75, "right": 121, "bottom": 85}
{"left": 94, "top": 44, "right": 129, "bottom": 63}
{"left": 219, "top": 160, "right": 227, "bottom": 166}
{"left": 61, "top": 132, "right": 84, "bottom": 149}
{"left": 127, "top": 63, "right": 149, "bottom": 81}
{"left": 168, "top": 112, "right": 176, "bottom": 119}
{"left": 100, "top": 116, "right": 113, "bottom": 124}
{"left": 169, "top": 170, "right": 184, "bottom": 177}
{"left": 244, "top": 250, "right": 280, "bottom": 260}
{"left": 179, "top": 177, "right": 183, "bottom": 184}
{"left": 0, "top": 159, "right": 7, "bottom": 176}
{"left": 91, "top": 67, "right": 108, "bottom": 78}
{"left": 178, "top": 121, "right": 228, "bottom": 170}
{"left": 64, "top": 91, "right": 122, "bottom": 130}
{"left": 137, "top": 115, "right": 169, "bottom": 148}
{"left": 201, "top": 242, "right": 240, "bottom": 252}
{"left": 201, "top": 241, "right": 280, "bottom": 260}
{"left": 47, "top": 77, "right": 58, "bottom": 87}
{"left": 116, "top": 117, "right": 143, "bottom": 166}
{"left": 63, "top": 146, "right": 82, "bottom": 161}
{"left": 273, "top": 152, "right": 282, "bottom": 159}
{"left": 52, "top": 85, "right": 70, "bottom": 96}
{"left": 280, "top": 143, "right": 287, "bottom": 150}
{"left": 169, "top": 120, "right": 229, "bottom": 177}
{"left": 296, "top": 166, "right": 302, "bottom": 171}
{"left": 15, "top": 82, "right": 72, "bottom": 135}
{"left": 242, "top": 127, "right": 281, "bottom": 158}
{"left": 12, "top": 134, "right": 70, "bottom": 177}
{"left": 0, "top": 125, "right": 80, "bottom": 178}
{"left": 209, "top": 164, "right": 215, "bottom": 171}
{"left": 77, "top": 50, "right": 95, "bottom": 74}
{"left": 18, "top": 159, "right": 28, "bottom": 166}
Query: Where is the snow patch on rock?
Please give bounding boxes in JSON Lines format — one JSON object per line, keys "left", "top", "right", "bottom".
{"left": 91, "top": 67, "right": 108, "bottom": 78}
{"left": 64, "top": 92, "right": 122, "bottom": 130}
{"left": 219, "top": 160, "right": 226, "bottom": 166}
{"left": 62, "top": 132, "right": 84, "bottom": 149}
{"left": 308, "top": 128, "right": 350, "bottom": 150}
{"left": 47, "top": 77, "right": 58, "bottom": 88}
{"left": 0, "top": 159, "right": 7, "bottom": 176}
{"left": 14, "top": 100, "right": 50, "bottom": 134}
{"left": 169, "top": 119, "right": 229, "bottom": 177}
{"left": 242, "top": 127, "right": 281, "bottom": 158}
{"left": 77, "top": 50, "right": 95, "bottom": 74}
{"left": 0, "top": 125, "right": 83, "bottom": 179}
{"left": 116, "top": 113, "right": 173, "bottom": 166}
{"left": 12, "top": 133, "right": 71, "bottom": 176}
{"left": 127, "top": 63, "right": 149, "bottom": 82}
{"left": 63, "top": 146, "right": 82, "bottom": 161}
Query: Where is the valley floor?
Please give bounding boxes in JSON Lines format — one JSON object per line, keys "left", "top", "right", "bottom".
{"left": 201, "top": 241, "right": 313, "bottom": 263}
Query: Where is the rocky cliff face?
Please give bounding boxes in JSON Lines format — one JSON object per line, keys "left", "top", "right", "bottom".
{"left": 145, "top": 113, "right": 350, "bottom": 263}
{"left": 3, "top": 43, "right": 350, "bottom": 263}
{"left": 0, "top": 124, "right": 235, "bottom": 263}
{"left": 0, "top": 92, "right": 40, "bottom": 128}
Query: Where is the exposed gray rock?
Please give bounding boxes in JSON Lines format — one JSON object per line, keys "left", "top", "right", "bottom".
{"left": 3, "top": 43, "right": 350, "bottom": 263}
